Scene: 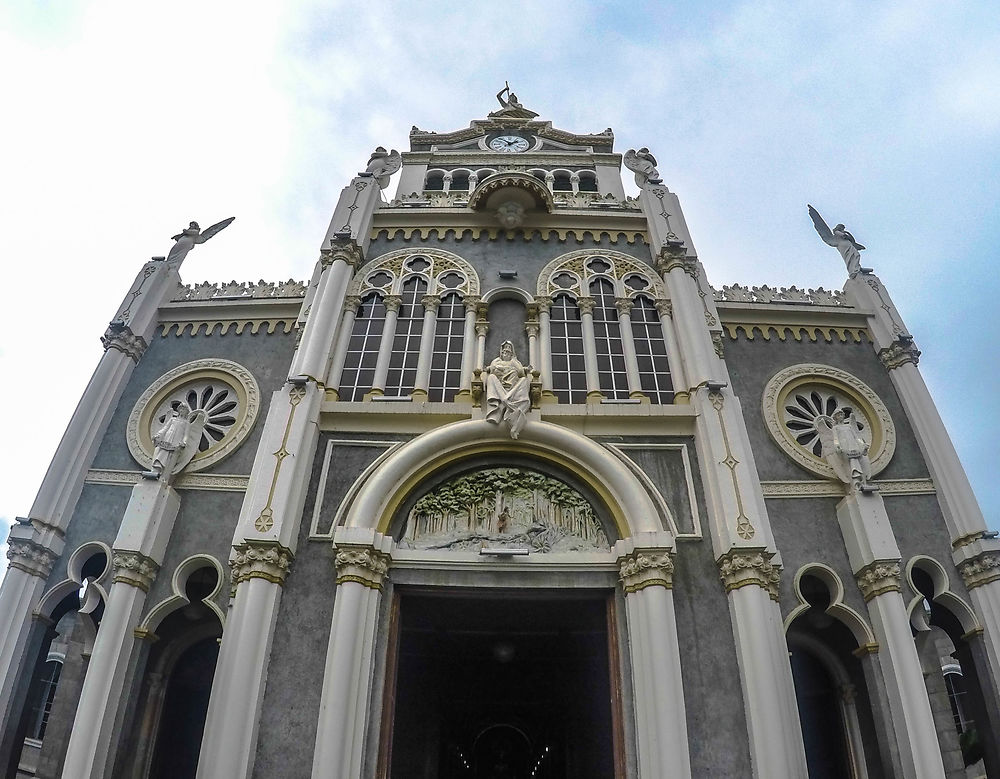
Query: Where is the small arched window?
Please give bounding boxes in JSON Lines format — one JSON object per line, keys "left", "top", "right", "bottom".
{"left": 550, "top": 294, "right": 587, "bottom": 404}
{"left": 386, "top": 277, "right": 428, "bottom": 396}
{"left": 552, "top": 172, "right": 572, "bottom": 192}
{"left": 450, "top": 171, "right": 470, "bottom": 192}
{"left": 577, "top": 172, "right": 598, "bottom": 192}
{"left": 631, "top": 296, "right": 674, "bottom": 404}
{"left": 424, "top": 171, "right": 444, "bottom": 191}
{"left": 590, "top": 279, "right": 629, "bottom": 400}
{"left": 340, "top": 293, "right": 386, "bottom": 401}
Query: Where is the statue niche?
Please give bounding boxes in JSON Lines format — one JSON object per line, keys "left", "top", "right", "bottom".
{"left": 399, "top": 467, "right": 610, "bottom": 553}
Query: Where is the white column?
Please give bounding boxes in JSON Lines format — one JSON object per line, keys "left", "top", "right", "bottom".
{"left": 368, "top": 295, "right": 401, "bottom": 398}
{"left": 535, "top": 296, "right": 556, "bottom": 403}
{"left": 570, "top": 172, "right": 580, "bottom": 194}
{"left": 544, "top": 172, "right": 555, "bottom": 193}
{"left": 656, "top": 300, "right": 689, "bottom": 403}
{"left": 442, "top": 172, "right": 452, "bottom": 193}
{"left": 577, "top": 296, "right": 602, "bottom": 401}
{"left": 525, "top": 319, "right": 539, "bottom": 370}
{"left": 411, "top": 295, "right": 440, "bottom": 399}
{"left": 616, "top": 537, "right": 692, "bottom": 778}
{"left": 311, "top": 529, "right": 393, "bottom": 779}
{"left": 657, "top": 255, "right": 722, "bottom": 388}
{"left": 958, "top": 549, "right": 1000, "bottom": 689}
{"left": 615, "top": 297, "right": 644, "bottom": 400}
{"left": 455, "top": 295, "right": 479, "bottom": 402}
{"left": 475, "top": 317, "right": 489, "bottom": 372}
{"left": 326, "top": 295, "right": 361, "bottom": 400}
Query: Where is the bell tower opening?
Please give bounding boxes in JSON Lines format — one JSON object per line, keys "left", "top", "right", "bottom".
{"left": 383, "top": 591, "right": 621, "bottom": 779}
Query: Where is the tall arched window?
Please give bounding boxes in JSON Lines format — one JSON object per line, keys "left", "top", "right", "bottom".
{"left": 589, "top": 279, "right": 629, "bottom": 400}
{"left": 429, "top": 292, "right": 465, "bottom": 402}
{"left": 340, "top": 293, "right": 386, "bottom": 401}
{"left": 631, "top": 296, "right": 674, "bottom": 404}
{"left": 550, "top": 294, "right": 587, "bottom": 404}
{"left": 386, "top": 277, "right": 428, "bottom": 396}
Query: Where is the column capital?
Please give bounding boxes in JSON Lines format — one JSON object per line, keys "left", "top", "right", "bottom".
{"left": 614, "top": 297, "right": 633, "bottom": 315}
{"left": 524, "top": 321, "right": 539, "bottom": 338}
{"left": 717, "top": 548, "right": 780, "bottom": 601}
{"left": 654, "top": 299, "right": 673, "bottom": 318}
{"left": 534, "top": 295, "right": 553, "bottom": 312}
{"left": 618, "top": 549, "right": 674, "bottom": 593}
{"left": 112, "top": 549, "right": 160, "bottom": 592}
{"left": 576, "top": 296, "right": 596, "bottom": 315}
{"left": 6, "top": 538, "right": 59, "bottom": 579}
{"left": 343, "top": 294, "right": 362, "bottom": 313}
{"left": 101, "top": 322, "right": 147, "bottom": 363}
{"left": 421, "top": 294, "right": 441, "bottom": 312}
{"left": 655, "top": 248, "right": 698, "bottom": 278}
{"left": 957, "top": 551, "right": 1000, "bottom": 590}
{"left": 475, "top": 321, "right": 490, "bottom": 338}
{"left": 335, "top": 545, "right": 391, "bottom": 591}
{"left": 320, "top": 238, "right": 363, "bottom": 270}
{"left": 878, "top": 337, "right": 921, "bottom": 370}
{"left": 462, "top": 294, "right": 482, "bottom": 313}
{"left": 231, "top": 540, "right": 294, "bottom": 587}
{"left": 383, "top": 294, "right": 403, "bottom": 313}
{"left": 854, "top": 559, "right": 902, "bottom": 601}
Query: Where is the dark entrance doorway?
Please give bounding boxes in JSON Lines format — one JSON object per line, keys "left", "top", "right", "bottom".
{"left": 383, "top": 592, "right": 620, "bottom": 779}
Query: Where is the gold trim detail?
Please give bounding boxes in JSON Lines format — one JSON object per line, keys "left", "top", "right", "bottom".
{"left": 133, "top": 628, "right": 160, "bottom": 643}
{"left": 231, "top": 540, "right": 294, "bottom": 586}
{"left": 335, "top": 546, "right": 391, "bottom": 591}
{"left": 618, "top": 550, "right": 674, "bottom": 593}
{"left": 852, "top": 642, "right": 880, "bottom": 657}
{"left": 855, "top": 560, "right": 902, "bottom": 601}
{"left": 159, "top": 320, "right": 296, "bottom": 336}
{"left": 961, "top": 627, "right": 986, "bottom": 641}
{"left": 254, "top": 386, "right": 306, "bottom": 532}
{"left": 724, "top": 324, "right": 869, "bottom": 342}
{"left": 957, "top": 553, "right": 1000, "bottom": 591}
{"left": 717, "top": 548, "right": 780, "bottom": 601}
{"left": 710, "top": 391, "right": 755, "bottom": 540}
{"left": 370, "top": 227, "right": 647, "bottom": 244}
{"left": 112, "top": 550, "right": 160, "bottom": 592}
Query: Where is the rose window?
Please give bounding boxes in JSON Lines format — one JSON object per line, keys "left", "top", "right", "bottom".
{"left": 151, "top": 381, "right": 240, "bottom": 453}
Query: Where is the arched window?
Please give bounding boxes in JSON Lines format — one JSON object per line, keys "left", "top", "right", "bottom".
{"left": 577, "top": 172, "right": 598, "bottom": 192}
{"left": 550, "top": 294, "right": 587, "bottom": 404}
{"left": 26, "top": 659, "right": 62, "bottom": 740}
{"left": 386, "top": 277, "right": 428, "bottom": 396}
{"left": 552, "top": 171, "right": 572, "bottom": 192}
{"left": 589, "top": 279, "right": 629, "bottom": 400}
{"left": 340, "top": 293, "right": 386, "bottom": 401}
{"left": 450, "top": 171, "right": 470, "bottom": 192}
{"left": 943, "top": 669, "right": 974, "bottom": 735}
{"left": 429, "top": 292, "right": 465, "bottom": 402}
{"left": 631, "top": 296, "right": 674, "bottom": 404}
{"left": 424, "top": 171, "right": 444, "bottom": 191}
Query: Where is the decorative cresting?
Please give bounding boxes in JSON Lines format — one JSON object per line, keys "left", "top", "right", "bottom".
{"left": 619, "top": 549, "right": 674, "bottom": 593}
{"left": 400, "top": 467, "right": 610, "bottom": 553}
{"left": 334, "top": 545, "right": 391, "bottom": 591}
{"left": 877, "top": 337, "right": 921, "bottom": 371}
{"left": 958, "top": 552, "right": 1000, "bottom": 590}
{"left": 714, "top": 284, "right": 850, "bottom": 307}
{"left": 5, "top": 538, "right": 59, "bottom": 579}
{"left": 536, "top": 248, "right": 666, "bottom": 300}
{"left": 112, "top": 550, "right": 160, "bottom": 592}
{"left": 172, "top": 279, "right": 307, "bottom": 301}
{"left": 348, "top": 247, "right": 480, "bottom": 299}
{"left": 127, "top": 359, "right": 260, "bottom": 473}
{"left": 717, "top": 548, "right": 781, "bottom": 601}
{"left": 855, "top": 559, "right": 902, "bottom": 601}
{"left": 762, "top": 363, "right": 895, "bottom": 481}
{"left": 230, "top": 540, "right": 293, "bottom": 587}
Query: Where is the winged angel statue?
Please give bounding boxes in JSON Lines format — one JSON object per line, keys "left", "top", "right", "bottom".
{"left": 623, "top": 148, "right": 663, "bottom": 188}
{"left": 364, "top": 146, "right": 402, "bottom": 190}
{"left": 814, "top": 407, "right": 873, "bottom": 491}
{"left": 166, "top": 217, "right": 235, "bottom": 265}
{"left": 808, "top": 205, "right": 867, "bottom": 277}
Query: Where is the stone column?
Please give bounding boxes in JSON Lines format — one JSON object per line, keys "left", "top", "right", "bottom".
{"left": 525, "top": 318, "right": 539, "bottom": 371}
{"left": 325, "top": 295, "right": 361, "bottom": 400}
{"left": 576, "top": 296, "right": 603, "bottom": 401}
{"left": 475, "top": 316, "right": 489, "bottom": 372}
{"left": 615, "top": 535, "right": 691, "bottom": 778}
{"left": 455, "top": 295, "right": 479, "bottom": 402}
{"left": 367, "top": 295, "right": 402, "bottom": 398}
{"left": 655, "top": 300, "right": 689, "bottom": 403}
{"left": 311, "top": 529, "right": 393, "bottom": 779}
{"left": 614, "top": 297, "right": 645, "bottom": 400}
{"left": 411, "top": 295, "right": 440, "bottom": 399}
{"left": 957, "top": 546, "right": 1000, "bottom": 691}
{"left": 838, "top": 491, "right": 946, "bottom": 778}
{"left": 535, "top": 296, "right": 556, "bottom": 403}
{"left": 61, "top": 478, "right": 180, "bottom": 779}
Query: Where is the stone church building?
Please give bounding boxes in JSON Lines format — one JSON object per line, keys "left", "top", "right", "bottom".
{"left": 2, "top": 94, "right": 999, "bottom": 779}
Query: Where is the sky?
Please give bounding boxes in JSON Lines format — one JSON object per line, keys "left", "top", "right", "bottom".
{"left": 1, "top": 0, "right": 998, "bottom": 571}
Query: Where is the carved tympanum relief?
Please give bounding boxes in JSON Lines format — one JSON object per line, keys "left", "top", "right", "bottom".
{"left": 762, "top": 364, "right": 895, "bottom": 482}
{"left": 127, "top": 359, "right": 260, "bottom": 473}
{"left": 399, "top": 467, "right": 609, "bottom": 552}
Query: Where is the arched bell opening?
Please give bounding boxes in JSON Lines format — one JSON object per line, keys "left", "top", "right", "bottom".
{"left": 786, "top": 572, "right": 884, "bottom": 779}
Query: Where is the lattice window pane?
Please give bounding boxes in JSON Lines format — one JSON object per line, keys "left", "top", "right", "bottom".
{"left": 631, "top": 296, "right": 673, "bottom": 404}
{"left": 590, "top": 279, "right": 629, "bottom": 400}
{"left": 428, "top": 292, "right": 466, "bottom": 402}
{"left": 28, "top": 660, "right": 62, "bottom": 740}
{"left": 339, "top": 293, "right": 386, "bottom": 401}
{"left": 385, "top": 277, "right": 428, "bottom": 396}
{"left": 549, "top": 294, "right": 587, "bottom": 404}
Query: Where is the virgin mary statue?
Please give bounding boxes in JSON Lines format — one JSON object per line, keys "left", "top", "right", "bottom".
{"left": 484, "top": 341, "right": 531, "bottom": 439}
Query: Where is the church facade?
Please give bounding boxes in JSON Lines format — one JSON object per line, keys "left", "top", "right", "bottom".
{"left": 2, "top": 95, "right": 999, "bottom": 779}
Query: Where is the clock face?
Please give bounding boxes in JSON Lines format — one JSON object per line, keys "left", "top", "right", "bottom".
{"left": 490, "top": 135, "right": 530, "bottom": 153}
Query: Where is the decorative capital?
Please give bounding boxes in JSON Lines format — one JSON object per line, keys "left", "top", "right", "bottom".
{"left": 855, "top": 559, "right": 902, "bottom": 601}
{"left": 475, "top": 322, "right": 490, "bottom": 338}
{"left": 618, "top": 549, "right": 674, "bottom": 593}
{"left": 383, "top": 294, "right": 403, "bottom": 313}
{"left": 717, "top": 548, "right": 781, "bottom": 601}
{"left": 655, "top": 249, "right": 697, "bottom": 278}
{"left": 321, "top": 238, "right": 363, "bottom": 269}
{"left": 112, "top": 550, "right": 160, "bottom": 592}
{"left": 421, "top": 294, "right": 441, "bottom": 312}
{"left": 534, "top": 295, "right": 553, "bottom": 313}
{"left": 231, "top": 540, "right": 294, "bottom": 587}
{"left": 878, "top": 338, "right": 920, "bottom": 370}
{"left": 102, "top": 323, "right": 147, "bottom": 363}
{"left": 343, "top": 294, "right": 362, "bottom": 313}
{"left": 463, "top": 294, "right": 482, "bottom": 313}
{"left": 6, "top": 539, "right": 59, "bottom": 579}
{"left": 654, "top": 299, "right": 673, "bottom": 318}
{"left": 524, "top": 322, "right": 540, "bottom": 338}
{"left": 335, "top": 544, "right": 391, "bottom": 590}
{"left": 614, "top": 297, "right": 633, "bottom": 316}
{"left": 958, "top": 552, "right": 1000, "bottom": 590}
{"left": 576, "top": 296, "right": 596, "bottom": 315}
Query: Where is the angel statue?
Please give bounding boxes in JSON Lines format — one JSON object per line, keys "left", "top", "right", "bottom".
{"left": 815, "top": 407, "right": 873, "bottom": 492}
{"left": 490, "top": 82, "right": 539, "bottom": 119}
{"left": 143, "top": 401, "right": 208, "bottom": 484}
{"left": 166, "top": 217, "right": 235, "bottom": 265}
{"left": 364, "top": 146, "right": 402, "bottom": 190}
{"left": 484, "top": 341, "right": 532, "bottom": 439}
{"left": 808, "top": 205, "right": 867, "bottom": 277}
{"left": 623, "top": 148, "right": 663, "bottom": 188}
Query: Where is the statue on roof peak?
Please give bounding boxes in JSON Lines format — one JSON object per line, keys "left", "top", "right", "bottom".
{"left": 490, "top": 82, "right": 539, "bottom": 120}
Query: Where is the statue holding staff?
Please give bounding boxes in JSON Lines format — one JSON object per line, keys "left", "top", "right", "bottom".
{"left": 484, "top": 341, "right": 532, "bottom": 439}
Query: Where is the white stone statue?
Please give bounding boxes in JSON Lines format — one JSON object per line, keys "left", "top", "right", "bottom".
{"left": 490, "top": 82, "right": 539, "bottom": 119}
{"left": 808, "top": 205, "right": 867, "bottom": 277}
{"left": 484, "top": 341, "right": 532, "bottom": 439}
{"left": 623, "top": 148, "right": 663, "bottom": 188}
{"left": 363, "top": 146, "right": 402, "bottom": 190}
{"left": 166, "top": 217, "right": 235, "bottom": 265}
{"left": 144, "top": 402, "right": 208, "bottom": 483}
{"left": 815, "top": 407, "right": 873, "bottom": 491}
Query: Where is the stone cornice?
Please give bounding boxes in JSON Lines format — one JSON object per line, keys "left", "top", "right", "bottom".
{"left": 112, "top": 550, "right": 160, "bottom": 592}
{"left": 6, "top": 539, "right": 59, "bottom": 579}
{"left": 957, "top": 552, "right": 1000, "bottom": 590}
{"left": 717, "top": 548, "right": 781, "bottom": 601}
{"left": 335, "top": 545, "right": 391, "bottom": 591}
{"left": 855, "top": 559, "right": 902, "bottom": 601}
{"left": 618, "top": 549, "right": 674, "bottom": 593}
{"left": 230, "top": 540, "right": 294, "bottom": 587}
